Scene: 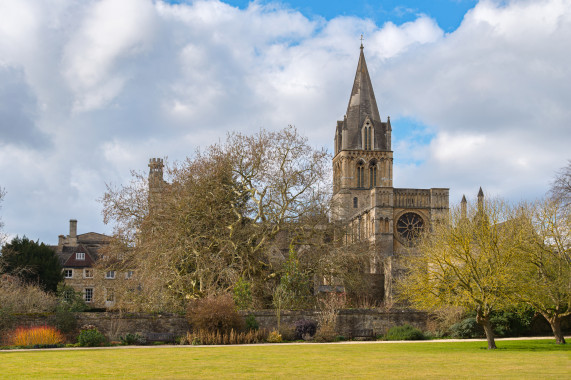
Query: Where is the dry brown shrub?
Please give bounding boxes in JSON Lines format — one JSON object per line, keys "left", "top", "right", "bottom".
{"left": 0, "top": 276, "right": 57, "bottom": 314}
{"left": 186, "top": 293, "right": 243, "bottom": 333}
{"left": 184, "top": 328, "right": 268, "bottom": 345}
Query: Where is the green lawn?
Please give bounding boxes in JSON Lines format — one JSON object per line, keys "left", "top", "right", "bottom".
{"left": 1, "top": 340, "right": 570, "bottom": 379}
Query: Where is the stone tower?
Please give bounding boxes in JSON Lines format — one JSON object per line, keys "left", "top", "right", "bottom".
{"left": 332, "top": 45, "right": 449, "bottom": 303}
{"left": 148, "top": 158, "right": 164, "bottom": 207}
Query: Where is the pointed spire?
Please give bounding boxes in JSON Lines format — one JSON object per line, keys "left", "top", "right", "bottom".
{"left": 478, "top": 187, "right": 484, "bottom": 197}
{"left": 343, "top": 45, "right": 382, "bottom": 149}
{"left": 461, "top": 195, "right": 467, "bottom": 219}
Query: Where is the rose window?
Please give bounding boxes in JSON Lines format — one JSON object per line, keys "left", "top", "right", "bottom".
{"left": 396, "top": 212, "right": 424, "bottom": 245}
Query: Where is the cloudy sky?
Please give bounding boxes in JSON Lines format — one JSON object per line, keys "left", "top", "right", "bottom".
{"left": 0, "top": 0, "right": 569, "bottom": 244}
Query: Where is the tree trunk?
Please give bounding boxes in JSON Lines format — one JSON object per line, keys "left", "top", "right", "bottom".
{"left": 476, "top": 309, "right": 496, "bottom": 349}
{"left": 544, "top": 314, "right": 566, "bottom": 344}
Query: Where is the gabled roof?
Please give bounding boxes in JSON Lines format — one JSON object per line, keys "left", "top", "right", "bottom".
{"left": 62, "top": 244, "right": 96, "bottom": 268}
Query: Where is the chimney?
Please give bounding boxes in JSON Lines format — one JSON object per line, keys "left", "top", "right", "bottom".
{"left": 69, "top": 219, "right": 77, "bottom": 238}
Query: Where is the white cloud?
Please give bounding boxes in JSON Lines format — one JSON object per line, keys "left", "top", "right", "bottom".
{"left": 0, "top": 0, "right": 569, "bottom": 244}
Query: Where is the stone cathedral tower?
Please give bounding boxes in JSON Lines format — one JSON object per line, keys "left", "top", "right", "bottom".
{"left": 332, "top": 44, "right": 449, "bottom": 303}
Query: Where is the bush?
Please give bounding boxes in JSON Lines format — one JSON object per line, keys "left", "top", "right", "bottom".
{"left": 267, "top": 330, "right": 282, "bottom": 343}
{"left": 186, "top": 294, "right": 243, "bottom": 333}
{"left": 278, "top": 325, "right": 296, "bottom": 341}
{"left": 78, "top": 326, "right": 106, "bottom": 347}
{"left": 449, "top": 317, "right": 484, "bottom": 339}
{"left": 50, "top": 308, "right": 78, "bottom": 335}
{"left": 232, "top": 277, "right": 253, "bottom": 310}
{"left": 245, "top": 314, "right": 259, "bottom": 331}
{"left": 184, "top": 328, "right": 268, "bottom": 345}
{"left": 120, "top": 333, "right": 144, "bottom": 345}
{"left": 9, "top": 325, "right": 64, "bottom": 347}
{"left": 294, "top": 319, "right": 317, "bottom": 341}
{"left": 384, "top": 325, "right": 426, "bottom": 341}
{"left": 313, "top": 323, "right": 337, "bottom": 343}
{"left": 0, "top": 276, "right": 57, "bottom": 314}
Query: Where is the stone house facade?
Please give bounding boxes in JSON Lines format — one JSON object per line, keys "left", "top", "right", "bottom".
{"left": 332, "top": 45, "right": 449, "bottom": 302}
{"left": 52, "top": 219, "right": 128, "bottom": 308}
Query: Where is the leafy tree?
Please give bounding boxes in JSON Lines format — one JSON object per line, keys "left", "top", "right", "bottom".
{"left": 513, "top": 198, "right": 571, "bottom": 344}
{"left": 397, "top": 198, "right": 526, "bottom": 349}
{"left": 0, "top": 236, "right": 63, "bottom": 293}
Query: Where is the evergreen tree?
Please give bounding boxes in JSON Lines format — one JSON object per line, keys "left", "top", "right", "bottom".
{"left": 0, "top": 236, "right": 63, "bottom": 293}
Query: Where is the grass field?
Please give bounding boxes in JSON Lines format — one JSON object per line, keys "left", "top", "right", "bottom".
{"left": 1, "top": 340, "right": 570, "bottom": 379}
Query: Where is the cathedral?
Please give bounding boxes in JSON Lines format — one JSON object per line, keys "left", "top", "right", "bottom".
{"left": 332, "top": 44, "right": 449, "bottom": 302}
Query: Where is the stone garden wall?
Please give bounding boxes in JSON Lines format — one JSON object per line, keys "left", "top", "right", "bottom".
{"left": 11, "top": 309, "right": 428, "bottom": 340}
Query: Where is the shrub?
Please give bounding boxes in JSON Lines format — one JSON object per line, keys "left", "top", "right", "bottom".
{"left": 278, "top": 325, "right": 296, "bottom": 341}
{"left": 186, "top": 294, "right": 243, "bottom": 333}
{"left": 49, "top": 308, "right": 78, "bottom": 335}
{"left": 184, "top": 328, "right": 268, "bottom": 345}
{"left": 9, "top": 325, "right": 64, "bottom": 347}
{"left": 313, "top": 323, "right": 337, "bottom": 343}
{"left": 267, "top": 330, "right": 282, "bottom": 343}
{"left": 232, "top": 277, "right": 252, "bottom": 310}
{"left": 0, "top": 276, "right": 57, "bottom": 314}
{"left": 294, "top": 319, "right": 317, "bottom": 341}
{"left": 120, "top": 333, "right": 144, "bottom": 345}
{"left": 449, "top": 317, "right": 484, "bottom": 339}
{"left": 245, "top": 314, "right": 259, "bottom": 331}
{"left": 78, "top": 326, "right": 106, "bottom": 347}
{"left": 384, "top": 325, "right": 426, "bottom": 341}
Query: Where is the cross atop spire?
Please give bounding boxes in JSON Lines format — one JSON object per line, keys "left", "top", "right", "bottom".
{"left": 360, "top": 34, "right": 364, "bottom": 48}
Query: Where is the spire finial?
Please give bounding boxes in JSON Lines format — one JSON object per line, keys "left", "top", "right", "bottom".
{"left": 360, "top": 34, "right": 364, "bottom": 48}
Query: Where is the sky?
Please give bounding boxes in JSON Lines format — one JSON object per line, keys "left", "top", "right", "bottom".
{"left": 0, "top": 0, "right": 569, "bottom": 245}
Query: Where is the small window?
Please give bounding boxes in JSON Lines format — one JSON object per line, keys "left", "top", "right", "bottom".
{"left": 84, "top": 288, "right": 93, "bottom": 303}
{"left": 64, "top": 269, "right": 73, "bottom": 278}
{"left": 84, "top": 269, "right": 93, "bottom": 278}
{"left": 105, "top": 270, "right": 116, "bottom": 279}
{"left": 353, "top": 197, "right": 358, "bottom": 208}
{"left": 125, "top": 270, "right": 134, "bottom": 279}
{"left": 76, "top": 252, "right": 85, "bottom": 260}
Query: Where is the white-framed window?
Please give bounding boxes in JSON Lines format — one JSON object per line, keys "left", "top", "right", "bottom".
{"left": 105, "top": 270, "right": 116, "bottom": 279}
{"left": 64, "top": 269, "right": 73, "bottom": 278}
{"left": 76, "top": 252, "right": 85, "bottom": 260}
{"left": 84, "top": 288, "right": 93, "bottom": 303}
{"left": 125, "top": 270, "right": 134, "bottom": 279}
{"left": 84, "top": 268, "right": 93, "bottom": 278}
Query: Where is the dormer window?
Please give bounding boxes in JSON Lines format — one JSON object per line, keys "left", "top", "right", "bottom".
{"left": 76, "top": 252, "right": 85, "bottom": 260}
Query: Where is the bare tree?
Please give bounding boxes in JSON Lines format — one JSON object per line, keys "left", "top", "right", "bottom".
{"left": 100, "top": 127, "right": 333, "bottom": 312}
{"left": 0, "top": 187, "right": 5, "bottom": 244}
{"left": 550, "top": 160, "right": 571, "bottom": 206}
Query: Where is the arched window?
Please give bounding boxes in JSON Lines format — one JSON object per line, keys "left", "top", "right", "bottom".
{"left": 362, "top": 121, "right": 373, "bottom": 150}
{"left": 353, "top": 197, "right": 358, "bottom": 208}
{"left": 357, "top": 162, "right": 365, "bottom": 188}
{"left": 369, "top": 160, "right": 377, "bottom": 188}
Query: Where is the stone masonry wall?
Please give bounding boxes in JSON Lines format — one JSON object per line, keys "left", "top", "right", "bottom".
{"left": 10, "top": 309, "right": 428, "bottom": 340}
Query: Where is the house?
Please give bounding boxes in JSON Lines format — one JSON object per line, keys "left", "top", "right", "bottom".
{"left": 52, "top": 219, "right": 125, "bottom": 308}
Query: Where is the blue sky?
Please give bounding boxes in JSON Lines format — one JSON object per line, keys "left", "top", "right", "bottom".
{"left": 0, "top": 0, "right": 570, "bottom": 244}
{"left": 220, "top": 0, "right": 478, "bottom": 31}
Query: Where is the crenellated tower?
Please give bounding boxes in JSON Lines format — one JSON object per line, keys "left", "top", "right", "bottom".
{"left": 148, "top": 158, "right": 165, "bottom": 207}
